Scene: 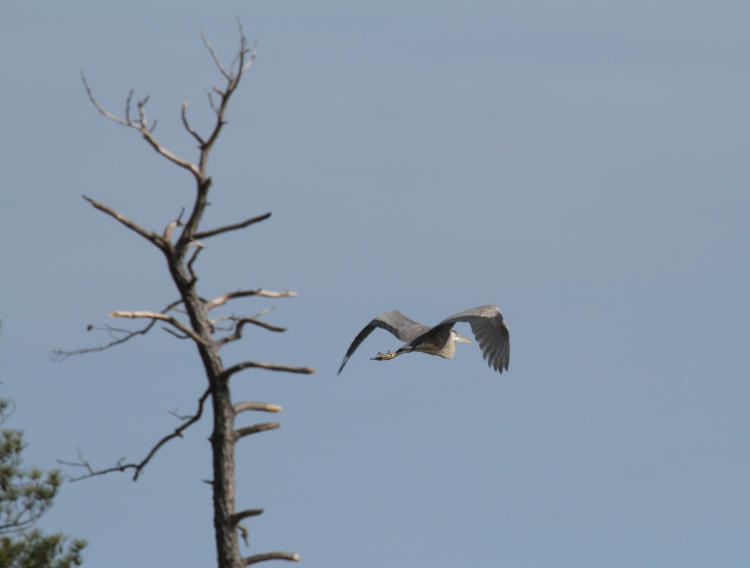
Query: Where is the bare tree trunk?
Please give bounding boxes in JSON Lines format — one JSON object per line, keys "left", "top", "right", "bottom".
{"left": 211, "top": 377, "right": 239, "bottom": 567}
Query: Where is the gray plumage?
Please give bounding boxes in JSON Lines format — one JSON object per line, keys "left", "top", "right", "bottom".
{"left": 337, "top": 305, "right": 510, "bottom": 374}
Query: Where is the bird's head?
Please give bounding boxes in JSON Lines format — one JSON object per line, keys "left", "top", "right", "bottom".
{"left": 451, "top": 330, "right": 472, "bottom": 344}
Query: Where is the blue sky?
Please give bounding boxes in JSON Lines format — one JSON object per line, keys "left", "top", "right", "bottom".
{"left": 2, "top": 1, "right": 749, "bottom": 567}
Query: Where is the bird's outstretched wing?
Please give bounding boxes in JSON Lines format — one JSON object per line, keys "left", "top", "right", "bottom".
{"left": 337, "top": 310, "right": 430, "bottom": 374}
{"left": 420, "top": 305, "right": 510, "bottom": 373}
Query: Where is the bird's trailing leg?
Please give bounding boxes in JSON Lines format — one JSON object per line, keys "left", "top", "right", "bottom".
{"left": 371, "top": 351, "right": 397, "bottom": 361}
{"left": 370, "top": 346, "right": 414, "bottom": 361}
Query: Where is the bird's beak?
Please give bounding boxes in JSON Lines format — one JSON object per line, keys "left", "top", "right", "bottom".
{"left": 455, "top": 333, "right": 472, "bottom": 343}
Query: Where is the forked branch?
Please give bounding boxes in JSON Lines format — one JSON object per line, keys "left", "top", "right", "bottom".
{"left": 60, "top": 387, "right": 211, "bottom": 481}
{"left": 52, "top": 299, "right": 185, "bottom": 359}
{"left": 217, "top": 316, "right": 286, "bottom": 347}
{"left": 192, "top": 21, "right": 257, "bottom": 182}
{"left": 51, "top": 322, "right": 157, "bottom": 360}
{"left": 81, "top": 74, "right": 202, "bottom": 180}
{"left": 163, "top": 207, "right": 185, "bottom": 242}
{"left": 109, "top": 310, "right": 204, "bottom": 344}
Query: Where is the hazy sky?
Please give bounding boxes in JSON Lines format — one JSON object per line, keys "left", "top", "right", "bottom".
{"left": 2, "top": 2, "right": 749, "bottom": 567}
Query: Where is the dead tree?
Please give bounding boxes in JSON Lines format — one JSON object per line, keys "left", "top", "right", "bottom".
{"left": 54, "top": 23, "right": 313, "bottom": 568}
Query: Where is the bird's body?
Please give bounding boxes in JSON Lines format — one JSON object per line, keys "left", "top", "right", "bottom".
{"left": 337, "top": 305, "right": 510, "bottom": 374}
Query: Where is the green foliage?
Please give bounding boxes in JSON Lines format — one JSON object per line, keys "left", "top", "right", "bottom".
{"left": 0, "top": 394, "right": 86, "bottom": 567}
{"left": 0, "top": 531, "right": 86, "bottom": 568}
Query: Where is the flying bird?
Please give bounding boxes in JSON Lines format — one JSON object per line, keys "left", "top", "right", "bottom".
{"left": 338, "top": 305, "right": 509, "bottom": 374}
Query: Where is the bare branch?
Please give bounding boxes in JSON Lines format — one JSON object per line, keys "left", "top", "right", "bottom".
{"left": 234, "top": 317, "right": 286, "bottom": 332}
{"left": 80, "top": 75, "right": 202, "bottom": 180}
{"left": 124, "top": 89, "right": 134, "bottom": 123}
{"left": 202, "top": 31, "right": 232, "bottom": 80}
{"left": 129, "top": 387, "right": 211, "bottom": 480}
{"left": 233, "top": 402, "right": 282, "bottom": 414}
{"left": 241, "top": 40, "right": 259, "bottom": 73}
{"left": 235, "top": 422, "right": 280, "bottom": 440}
{"left": 81, "top": 72, "right": 130, "bottom": 126}
{"left": 222, "top": 361, "right": 315, "bottom": 380}
{"left": 109, "top": 310, "right": 204, "bottom": 344}
{"left": 232, "top": 509, "right": 264, "bottom": 524}
{"left": 60, "top": 387, "right": 211, "bottom": 481}
{"left": 230, "top": 37, "right": 258, "bottom": 76}
{"left": 137, "top": 124, "right": 202, "bottom": 179}
{"left": 181, "top": 99, "right": 205, "bottom": 145}
{"left": 230, "top": 19, "right": 248, "bottom": 74}
{"left": 217, "top": 317, "right": 286, "bottom": 347}
{"left": 207, "top": 90, "right": 220, "bottom": 114}
{"left": 227, "top": 305, "right": 275, "bottom": 323}
{"left": 244, "top": 553, "right": 301, "bottom": 566}
{"left": 137, "top": 94, "right": 150, "bottom": 116}
{"left": 207, "top": 289, "right": 297, "bottom": 310}
{"left": 82, "top": 195, "right": 165, "bottom": 249}
{"left": 57, "top": 451, "right": 135, "bottom": 481}
{"left": 52, "top": 299, "right": 186, "bottom": 359}
{"left": 161, "top": 326, "right": 191, "bottom": 340}
{"left": 197, "top": 28, "right": 255, "bottom": 166}
{"left": 228, "top": 19, "right": 259, "bottom": 76}
{"left": 187, "top": 243, "right": 204, "bottom": 283}
{"left": 193, "top": 212, "right": 271, "bottom": 239}
{"left": 50, "top": 321, "right": 157, "bottom": 360}
{"left": 163, "top": 207, "right": 185, "bottom": 242}
{"left": 163, "top": 219, "right": 179, "bottom": 241}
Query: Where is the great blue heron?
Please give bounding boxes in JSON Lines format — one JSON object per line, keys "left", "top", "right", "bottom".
{"left": 338, "top": 305, "right": 509, "bottom": 374}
